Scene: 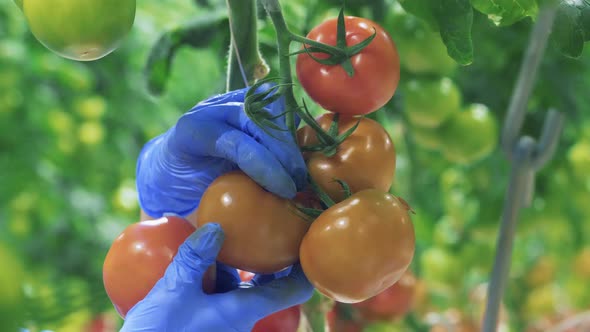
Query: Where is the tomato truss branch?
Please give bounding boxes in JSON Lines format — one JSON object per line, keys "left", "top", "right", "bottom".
{"left": 258, "top": 0, "right": 338, "bottom": 145}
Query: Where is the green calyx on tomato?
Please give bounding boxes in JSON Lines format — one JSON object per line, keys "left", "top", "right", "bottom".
{"left": 195, "top": 171, "right": 311, "bottom": 274}
{"left": 300, "top": 189, "right": 415, "bottom": 303}
{"left": 404, "top": 77, "right": 461, "bottom": 128}
{"left": 293, "top": 8, "right": 377, "bottom": 77}
{"left": 439, "top": 103, "right": 499, "bottom": 165}
{"left": 23, "top": 0, "right": 136, "bottom": 61}
{"left": 296, "top": 15, "right": 400, "bottom": 115}
{"left": 297, "top": 114, "right": 397, "bottom": 203}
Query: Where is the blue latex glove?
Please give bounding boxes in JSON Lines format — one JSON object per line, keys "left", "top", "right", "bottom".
{"left": 136, "top": 86, "right": 306, "bottom": 218}
{"left": 120, "top": 223, "right": 314, "bottom": 332}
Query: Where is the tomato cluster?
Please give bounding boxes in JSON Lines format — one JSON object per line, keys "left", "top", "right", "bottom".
{"left": 101, "top": 10, "right": 414, "bottom": 329}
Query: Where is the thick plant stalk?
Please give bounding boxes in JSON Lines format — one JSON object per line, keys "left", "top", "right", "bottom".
{"left": 226, "top": 0, "right": 269, "bottom": 91}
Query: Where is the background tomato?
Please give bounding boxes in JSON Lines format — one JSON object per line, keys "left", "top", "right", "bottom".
{"left": 251, "top": 305, "right": 301, "bottom": 332}
{"left": 102, "top": 216, "right": 204, "bottom": 318}
{"left": 352, "top": 270, "right": 417, "bottom": 322}
{"left": 439, "top": 103, "right": 499, "bottom": 165}
{"left": 0, "top": 244, "right": 26, "bottom": 332}
{"left": 300, "top": 189, "right": 415, "bottom": 303}
{"left": 404, "top": 77, "right": 461, "bottom": 128}
{"left": 297, "top": 114, "right": 396, "bottom": 202}
{"left": 386, "top": 9, "right": 457, "bottom": 76}
{"left": 196, "top": 171, "right": 310, "bottom": 274}
{"left": 23, "top": 0, "right": 136, "bottom": 61}
{"left": 296, "top": 16, "right": 400, "bottom": 115}
{"left": 238, "top": 269, "right": 255, "bottom": 283}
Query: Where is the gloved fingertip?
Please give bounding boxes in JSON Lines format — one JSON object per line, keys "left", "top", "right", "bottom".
{"left": 294, "top": 166, "right": 308, "bottom": 192}
{"left": 277, "top": 178, "right": 298, "bottom": 200}
{"left": 187, "top": 223, "right": 225, "bottom": 259}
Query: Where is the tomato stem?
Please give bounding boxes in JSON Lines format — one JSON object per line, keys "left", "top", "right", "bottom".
{"left": 260, "top": 0, "right": 338, "bottom": 144}
{"left": 259, "top": 0, "right": 298, "bottom": 136}
{"left": 225, "top": 0, "right": 268, "bottom": 91}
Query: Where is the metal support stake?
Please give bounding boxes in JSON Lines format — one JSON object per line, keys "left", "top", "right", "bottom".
{"left": 482, "top": 4, "right": 564, "bottom": 332}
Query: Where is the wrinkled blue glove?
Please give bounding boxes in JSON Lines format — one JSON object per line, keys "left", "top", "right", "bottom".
{"left": 136, "top": 86, "right": 307, "bottom": 218}
{"left": 121, "top": 223, "right": 314, "bottom": 332}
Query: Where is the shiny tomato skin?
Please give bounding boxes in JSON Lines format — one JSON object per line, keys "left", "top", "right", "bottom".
{"left": 251, "top": 305, "right": 301, "bottom": 332}
{"left": 297, "top": 114, "right": 396, "bottom": 202}
{"left": 196, "top": 171, "right": 311, "bottom": 274}
{"left": 296, "top": 16, "right": 400, "bottom": 115}
{"left": 300, "top": 189, "right": 415, "bottom": 303}
{"left": 102, "top": 216, "right": 202, "bottom": 318}
{"left": 352, "top": 270, "right": 416, "bottom": 321}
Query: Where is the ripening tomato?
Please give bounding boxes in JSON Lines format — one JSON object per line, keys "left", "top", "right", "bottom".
{"left": 297, "top": 114, "right": 396, "bottom": 202}
{"left": 352, "top": 270, "right": 417, "bottom": 322}
{"left": 196, "top": 171, "right": 311, "bottom": 274}
{"left": 296, "top": 16, "right": 400, "bottom": 115}
{"left": 23, "top": 0, "right": 136, "bottom": 61}
{"left": 251, "top": 305, "right": 301, "bottom": 332}
{"left": 300, "top": 189, "right": 415, "bottom": 303}
{"left": 103, "top": 216, "right": 215, "bottom": 318}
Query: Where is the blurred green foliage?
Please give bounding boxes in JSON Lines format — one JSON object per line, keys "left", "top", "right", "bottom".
{"left": 1, "top": 0, "right": 590, "bottom": 331}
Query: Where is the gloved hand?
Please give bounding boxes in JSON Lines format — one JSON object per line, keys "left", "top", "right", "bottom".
{"left": 120, "top": 223, "right": 314, "bottom": 332}
{"left": 136, "top": 86, "right": 307, "bottom": 218}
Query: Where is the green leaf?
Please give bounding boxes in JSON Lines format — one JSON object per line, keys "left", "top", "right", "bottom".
{"left": 470, "top": 0, "right": 538, "bottom": 26}
{"left": 433, "top": 0, "right": 475, "bottom": 66}
{"left": 143, "top": 11, "right": 228, "bottom": 96}
{"left": 551, "top": 2, "right": 586, "bottom": 58}
{"left": 579, "top": 1, "right": 590, "bottom": 41}
{"left": 397, "top": 0, "right": 473, "bottom": 66}
{"left": 398, "top": 0, "right": 439, "bottom": 29}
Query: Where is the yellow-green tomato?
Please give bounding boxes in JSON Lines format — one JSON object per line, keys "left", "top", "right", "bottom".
{"left": 440, "top": 103, "right": 498, "bottom": 165}
{"left": 404, "top": 77, "right": 461, "bottom": 128}
{"left": 23, "top": 0, "right": 136, "bottom": 61}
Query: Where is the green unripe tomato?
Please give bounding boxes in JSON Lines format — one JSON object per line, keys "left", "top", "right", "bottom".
{"left": 404, "top": 77, "right": 461, "bottom": 128}
{"left": 410, "top": 123, "right": 442, "bottom": 150}
{"left": 440, "top": 103, "right": 498, "bottom": 165}
{"left": 23, "top": 0, "right": 136, "bottom": 61}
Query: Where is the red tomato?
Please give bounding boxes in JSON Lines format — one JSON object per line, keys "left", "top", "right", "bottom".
{"left": 296, "top": 16, "right": 400, "bottom": 115}
{"left": 297, "top": 114, "right": 396, "bottom": 202}
{"left": 352, "top": 270, "right": 416, "bottom": 321}
{"left": 327, "top": 306, "right": 363, "bottom": 332}
{"left": 238, "top": 269, "right": 256, "bottom": 282}
{"left": 251, "top": 305, "right": 301, "bottom": 332}
{"left": 102, "top": 216, "right": 215, "bottom": 318}
{"left": 196, "top": 171, "right": 311, "bottom": 274}
{"left": 85, "top": 312, "right": 118, "bottom": 332}
{"left": 300, "top": 189, "right": 415, "bottom": 303}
